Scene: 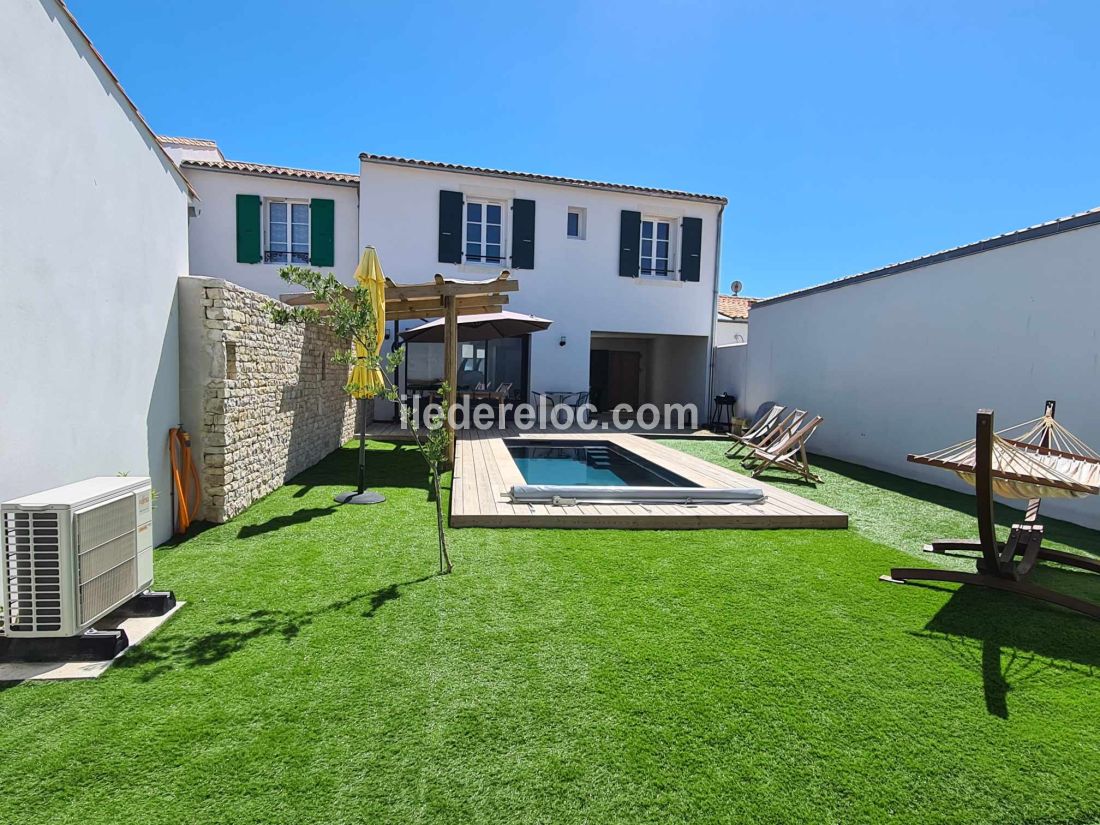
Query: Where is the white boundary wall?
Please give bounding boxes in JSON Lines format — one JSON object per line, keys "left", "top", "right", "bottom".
{"left": 0, "top": 0, "right": 191, "bottom": 544}
{"left": 713, "top": 343, "right": 748, "bottom": 404}
{"left": 742, "top": 222, "right": 1100, "bottom": 529}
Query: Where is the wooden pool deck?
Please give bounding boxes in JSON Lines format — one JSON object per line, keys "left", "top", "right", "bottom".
{"left": 449, "top": 430, "right": 848, "bottom": 530}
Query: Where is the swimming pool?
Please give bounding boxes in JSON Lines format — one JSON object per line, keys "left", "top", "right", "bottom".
{"left": 506, "top": 440, "right": 697, "bottom": 488}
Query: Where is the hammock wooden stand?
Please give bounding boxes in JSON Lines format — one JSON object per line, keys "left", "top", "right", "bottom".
{"left": 882, "top": 401, "right": 1100, "bottom": 619}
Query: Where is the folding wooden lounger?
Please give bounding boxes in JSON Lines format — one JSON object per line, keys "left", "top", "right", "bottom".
{"left": 743, "top": 415, "right": 823, "bottom": 483}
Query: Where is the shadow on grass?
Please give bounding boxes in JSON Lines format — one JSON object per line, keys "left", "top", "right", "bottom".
{"left": 809, "top": 453, "right": 1100, "bottom": 560}
{"left": 911, "top": 585, "right": 1100, "bottom": 719}
{"left": 237, "top": 506, "right": 337, "bottom": 539}
{"left": 285, "top": 441, "right": 443, "bottom": 502}
{"left": 116, "top": 575, "right": 436, "bottom": 681}
{"left": 160, "top": 520, "right": 220, "bottom": 549}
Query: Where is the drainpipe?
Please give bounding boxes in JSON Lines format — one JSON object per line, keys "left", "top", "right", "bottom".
{"left": 705, "top": 201, "right": 726, "bottom": 423}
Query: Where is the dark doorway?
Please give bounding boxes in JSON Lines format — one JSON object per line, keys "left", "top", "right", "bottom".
{"left": 590, "top": 349, "right": 641, "bottom": 411}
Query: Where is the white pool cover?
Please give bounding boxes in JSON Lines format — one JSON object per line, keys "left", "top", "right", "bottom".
{"left": 507, "top": 485, "right": 766, "bottom": 506}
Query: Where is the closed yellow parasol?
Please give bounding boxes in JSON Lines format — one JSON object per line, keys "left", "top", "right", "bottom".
{"left": 337, "top": 247, "right": 389, "bottom": 505}
{"left": 348, "top": 247, "right": 387, "bottom": 399}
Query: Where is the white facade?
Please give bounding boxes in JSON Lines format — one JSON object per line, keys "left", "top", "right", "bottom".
{"left": 0, "top": 0, "right": 191, "bottom": 544}
{"left": 175, "top": 162, "right": 359, "bottom": 298}
{"left": 715, "top": 317, "right": 749, "bottom": 346}
{"left": 739, "top": 213, "right": 1100, "bottom": 528}
{"left": 713, "top": 343, "right": 748, "bottom": 400}
{"left": 358, "top": 158, "right": 725, "bottom": 413}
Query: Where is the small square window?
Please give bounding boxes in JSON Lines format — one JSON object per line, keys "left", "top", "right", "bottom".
{"left": 567, "top": 207, "right": 586, "bottom": 239}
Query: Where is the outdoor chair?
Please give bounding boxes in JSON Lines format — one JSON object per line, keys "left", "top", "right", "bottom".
{"left": 488, "top": 382, "right": 513, "bottom": 422}
{"left": 744, "top": 415, "right": 824, "bottom": 483}
{"left": 741, "top": 408, "right": 807, "bottom": 467}
{"left": 564, "top": 391, "right": 591, "bottom": 425}
{"left": 725, "top": 403, "right": 785, "bottom": 457}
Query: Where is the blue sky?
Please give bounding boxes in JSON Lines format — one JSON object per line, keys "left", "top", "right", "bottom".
{"left": 70, "top": 0, "right": 1100, "bottom": 298}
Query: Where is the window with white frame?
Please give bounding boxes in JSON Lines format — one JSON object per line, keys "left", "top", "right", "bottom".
{"left": 567, "top": 206, "right": 586, "bottom": 239}
{"left": 266, "top": 200, "right": 310, "bottom": 264}
{"left": 640, "top": 217, "right": 674, "bottom": 277}
{"left": 465, "top": 199, "right": 505, "bottom": 264}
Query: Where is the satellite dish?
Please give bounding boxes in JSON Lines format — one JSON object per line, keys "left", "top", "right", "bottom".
{"left": 731, "top": 280, "right": 742, "bottom": 296}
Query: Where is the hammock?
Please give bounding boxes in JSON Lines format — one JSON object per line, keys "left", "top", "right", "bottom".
{"left": 887, "top": 404, "right": 1100, "bottom": 621}
{"left": 909, "top": 412, "right": 1100, "bottom": 499}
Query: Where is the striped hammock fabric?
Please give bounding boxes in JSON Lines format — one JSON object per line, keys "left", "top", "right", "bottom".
{"left": 910, "top": 414, "right": 1100, "bottom": 499}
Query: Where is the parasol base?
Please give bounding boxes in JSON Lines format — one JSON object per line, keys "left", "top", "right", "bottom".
{"left": 334, "top": 490, "right": 386, "bottom": 505}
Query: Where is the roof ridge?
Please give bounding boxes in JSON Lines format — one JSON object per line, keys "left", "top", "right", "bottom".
{"left": 180, "top": 157, "right": 359, "bottom": 184}
{"left": 756, "top": 204, "right": 1100, "bottom": 307}
{"left": 360, "top": 152, "right": 727, "bottom": 204}
{"left": 157, "top": 135, "right": 218, "bottom": 147}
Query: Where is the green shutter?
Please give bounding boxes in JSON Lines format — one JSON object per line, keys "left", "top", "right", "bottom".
{"left": 235, "top": 194, "right": 261, "bottom": 264}
{"left": 310, "top": 198, "right": 335, "bottom": 267}
{"left": 438, "top": 190, "right": 463, "bottom": 263}
{"left": 680, "top": 217, "right": 702, "bottom": 282}
{"left": 511, "top": 199, "right": 536, "bottom": 269}
{"left": 618, "top": 210, "right": 641, "bottom": 278}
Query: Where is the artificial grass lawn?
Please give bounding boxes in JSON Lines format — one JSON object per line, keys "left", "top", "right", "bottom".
{"left": 1, "top": 441, "right": 1098, "bottom": 824}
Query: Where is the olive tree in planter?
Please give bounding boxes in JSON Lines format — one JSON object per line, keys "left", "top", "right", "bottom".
{"left": 268, "top": 265, "right": 452, "bottom": 575}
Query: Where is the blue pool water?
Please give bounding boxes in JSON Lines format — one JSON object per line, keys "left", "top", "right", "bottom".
{"left": 507, "top": 440, "right": 697, "bottom": 487}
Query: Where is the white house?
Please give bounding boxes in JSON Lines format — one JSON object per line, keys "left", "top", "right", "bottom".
{"left": 159, "top": 138, "right": 360, "bottom": 298}
{"left": 358, "top": 153, "right": 727, "bottom": 416}
{"left": 0, "top": 0, "right": 192, "bottom": 543}
{"left": 160, "top": 141, "right": 727, "bottom": 417}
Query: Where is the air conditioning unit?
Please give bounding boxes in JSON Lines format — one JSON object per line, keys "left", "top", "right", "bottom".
{"left": 2, "top": 477, "right": 154, "bottom": 638}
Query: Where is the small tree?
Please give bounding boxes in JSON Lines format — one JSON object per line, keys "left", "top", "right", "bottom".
{"left": 268, "top": 265, "right": 452, "bottom": 574}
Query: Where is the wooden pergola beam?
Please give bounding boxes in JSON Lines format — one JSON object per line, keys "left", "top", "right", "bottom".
{"left": 389, "top": 304, "right": 504, "bottom": 322}
{"left": 384, "top": 272, "right": 518, "bottom": 302}
{"left": 386, "top": 295, "right": 509, "bottom": 319}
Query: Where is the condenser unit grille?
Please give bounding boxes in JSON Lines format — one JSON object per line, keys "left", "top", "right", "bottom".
{"left": 75, "top": 495, "right": 137, "bottom": 624}
{"left": 2, "top": 510, "right": 63, "bottom": 633}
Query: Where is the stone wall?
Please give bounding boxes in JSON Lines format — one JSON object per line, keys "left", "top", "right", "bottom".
{"left": 179, "top": 276, "right": 363, "bottom": 522}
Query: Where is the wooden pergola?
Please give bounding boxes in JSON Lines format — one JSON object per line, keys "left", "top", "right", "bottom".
{"left": 282, "top": 269, "right": 519, "bottom": 461}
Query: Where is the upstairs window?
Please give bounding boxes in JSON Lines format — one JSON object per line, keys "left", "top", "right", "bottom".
{"left": 465, "top": 199, "right": 505, "bottom": 264}
{"left": 567, "top": 207, "right": 586, "bottom": 239}
{"left": 640, "top": 218, "right": 673, "bottom": 277}
{"left": 266, "top": 200, "right": 310, "bottom": 264}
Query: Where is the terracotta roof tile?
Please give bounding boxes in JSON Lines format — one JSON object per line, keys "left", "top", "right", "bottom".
{"left": 180, "top": 158, "right": 359, "bottom": 185}
{"left": 360, "top": 152, "right": 727, "bottom": 204}
{"left": 157, "top": 136, "right": 218, "bottom": 147}
{"left": 717, "top": 295, "right": 757, "bottom": 320}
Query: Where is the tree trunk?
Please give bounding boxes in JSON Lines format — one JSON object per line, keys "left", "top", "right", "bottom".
{"left": 432, "top": 467, "right": 452, "bottom": 574}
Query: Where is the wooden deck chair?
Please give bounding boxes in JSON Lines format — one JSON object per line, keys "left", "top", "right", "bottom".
{"left": 740, "top": 409, "right": 807, "bottom": 465}
{"left": 725, "top": 404, "right": 785, "bottom": 457}
{"left": 746, "top": 415, "right": 823, "bottom": 483}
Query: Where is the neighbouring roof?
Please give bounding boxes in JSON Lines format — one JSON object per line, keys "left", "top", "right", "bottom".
{"left": 360, "top": 152, "right": 728, "bottom": 204}
{"left": 756, "top": 205, "right": 1100, "bottom": 308}
{"left": 158, "top": 135, "right": 218, "bottom": 148}
{"left": 179, "top": 158, "right": 359, "bottom": 186}
{"left": 717, "top": 295, "right": 757, "bottom": 320}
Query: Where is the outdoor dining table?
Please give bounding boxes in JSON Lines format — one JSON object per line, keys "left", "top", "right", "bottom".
{"left": 539, "top": 391, "right": 579, "bottom": 406}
